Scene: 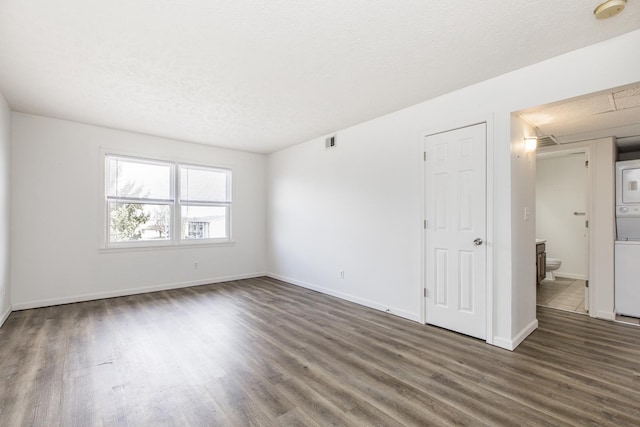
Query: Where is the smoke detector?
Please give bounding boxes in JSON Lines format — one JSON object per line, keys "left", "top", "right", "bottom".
{"left": 594, "top": 0, "right": 626, "bottom": 19}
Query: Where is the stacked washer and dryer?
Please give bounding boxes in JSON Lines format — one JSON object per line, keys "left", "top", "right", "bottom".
{"left": 615, "top": 159, "right": 640, "bottom": 318}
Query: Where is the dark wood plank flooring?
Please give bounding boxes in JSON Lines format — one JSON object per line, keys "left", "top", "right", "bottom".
{"left": 1, "top": 277, "right": 640, "bottom": 426}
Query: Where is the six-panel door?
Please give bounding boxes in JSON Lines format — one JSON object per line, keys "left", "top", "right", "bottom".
{"left": 424, "top": 123, "right": 487, "bottom": 340}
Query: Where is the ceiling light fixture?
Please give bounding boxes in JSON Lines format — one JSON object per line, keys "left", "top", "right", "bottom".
{"left": 524, "top": 137, "right": 538, "bottom": 153}
{"left": 594, "top": 0, "right": 626, "bottom": 19}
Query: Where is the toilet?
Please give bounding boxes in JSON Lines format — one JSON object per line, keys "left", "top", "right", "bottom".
{"left": 545, "top": 258, "right": 562, "bottom": 280}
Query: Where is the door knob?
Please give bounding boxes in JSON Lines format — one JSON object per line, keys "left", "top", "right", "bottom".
{"left": 473, "top": 238, "right": 483, "bottom": 246}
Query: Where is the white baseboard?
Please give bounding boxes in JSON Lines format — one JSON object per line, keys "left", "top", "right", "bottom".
{"left": 595, "top": 310, "right": 616, "bottom": 321}
{"left": 0, "top": 304, "right": 12, "bottom": 328}
{"left": 511, "top": 319, "right": 539, "bottom": 350}
{"left": 11, "top": 272, "right": 266, "bottom": 311}
{"left": 267, "top": 272, "right": 421, "bottom": 322}
{"left": 554, "top": 272, "right": 586, "bottom": 280}
{"left": 492, "top": 336, "right": 513, "bottom": 350}
{"left": 492, "top": 318, "right": 539, "bottom": 351}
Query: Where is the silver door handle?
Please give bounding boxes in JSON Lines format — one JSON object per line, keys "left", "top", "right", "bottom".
{"left": 473, "top": 238, "right": 483, "bottom": 246}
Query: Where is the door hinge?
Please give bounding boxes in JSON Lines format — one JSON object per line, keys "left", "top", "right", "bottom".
{"left": 424, "top": 288, "right": 427, "bottom": 297}
{"left": 423, "top": 152, "right": 426, "bottom": 161}
{"left": 585, "top": 280, "right": 589, "bottom": 288}
{"left": 585, "top": 220, "right": 589, "bottom": 228}
{"left": 424, "top": 219, "right": 428, "bottom": 229}
{"left": 585, "top": 160, "right": 589, "bottom": 168}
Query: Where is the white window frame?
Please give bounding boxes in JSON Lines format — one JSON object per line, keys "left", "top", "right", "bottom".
{"left": 178, "top": 163, "right": 232, "bottom": 243}
{"left": 102, "top": 152, "right": 233, "bottom": 249}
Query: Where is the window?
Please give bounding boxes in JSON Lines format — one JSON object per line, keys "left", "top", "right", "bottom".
{"left": 105, "top": 154, "right": 231, "bottom": 247}
{"left": 179, "top": 164, "right": 231, "bottom": 240}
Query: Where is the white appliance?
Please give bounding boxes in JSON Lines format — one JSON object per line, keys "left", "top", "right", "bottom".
{"left": 615, "top": 159, "right": 640, "bottom": 317}
{"left": 615, "top": 241, "right": 640, "bottom": 317}
{"left": 616, "top": 159, "right": 640, "bottom": 240}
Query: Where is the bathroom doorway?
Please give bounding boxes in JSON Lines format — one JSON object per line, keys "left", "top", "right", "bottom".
{"left": 535, "top": 148, "right": 589, "bottom": 314}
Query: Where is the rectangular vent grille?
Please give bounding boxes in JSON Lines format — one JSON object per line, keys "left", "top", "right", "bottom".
{"left": 537, "top": 135, "right": 560, "bottom": 147}
{"left": 325, "top": 135, "right": 336, "bottom": 149}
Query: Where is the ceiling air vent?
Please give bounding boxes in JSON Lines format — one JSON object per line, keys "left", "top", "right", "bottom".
{"left": 536, "top": 135, "right": 560, "bottom": 147}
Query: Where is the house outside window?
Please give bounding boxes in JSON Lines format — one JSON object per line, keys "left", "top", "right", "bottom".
{"left": 187, "top": 221, "right": 210, "bottom": 239}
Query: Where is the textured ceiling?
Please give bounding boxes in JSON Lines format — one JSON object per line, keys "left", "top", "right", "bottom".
{"left": 1, "top": 1, "right": 639, "bottom": 153}
{"left": 519, "top": 83, "right": 640, "bottom": 149}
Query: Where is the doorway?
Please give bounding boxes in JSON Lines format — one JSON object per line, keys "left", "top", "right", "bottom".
{"left": 515, "top": 82, "right": 639, "bottom": 321}
{"left": 535, "top": 148, "right": 589, "bottom": 314}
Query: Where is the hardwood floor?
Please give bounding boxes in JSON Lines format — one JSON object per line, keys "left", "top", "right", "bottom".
{"left": 1, "top": 277, "right": 640, "bottom": 426}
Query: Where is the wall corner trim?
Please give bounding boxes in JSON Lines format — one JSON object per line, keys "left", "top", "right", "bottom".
{"left": 0, "top": 305, "right": 12, "bottom": 328}
{"left": 595, "top": 310, "right": 616, "bottom": 321}
{"left": 493, "top": 318, "right": 539, "bottom": 351}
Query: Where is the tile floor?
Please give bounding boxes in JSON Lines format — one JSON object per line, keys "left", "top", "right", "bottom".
{"left": 537, "top": 277, "right": 587, "bottom": 314}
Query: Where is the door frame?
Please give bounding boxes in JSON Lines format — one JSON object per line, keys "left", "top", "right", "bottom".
{"left": 420, "top": 116, "right": 495, "bottom": 345}
{"left": 535, "top": 143, "right": 595, "bottom": 315}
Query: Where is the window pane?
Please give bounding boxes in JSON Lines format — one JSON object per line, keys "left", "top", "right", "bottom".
{"left": 108, "top": 157, "right": 172, "bottom": 200}
{"left": 181, "top": 205, "right": 228, "bottom": 239}
{"left": 180, "top": 166, "right": 229, "bottom": 202}
{"left": 109, "top": 202, "right": 171, "bottom": 242}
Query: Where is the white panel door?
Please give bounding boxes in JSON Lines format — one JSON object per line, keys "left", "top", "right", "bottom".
{"left": 424, "top": 123, "right": 486, "bottom": 339}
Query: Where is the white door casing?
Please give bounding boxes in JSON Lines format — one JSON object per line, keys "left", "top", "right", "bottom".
{"left": 424, "top": 123, "right": 487, "bottom": 339}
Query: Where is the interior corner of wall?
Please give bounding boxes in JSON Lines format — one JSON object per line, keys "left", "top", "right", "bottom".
{"left": 1, "top": 303, "right": 11, "bottom": 328}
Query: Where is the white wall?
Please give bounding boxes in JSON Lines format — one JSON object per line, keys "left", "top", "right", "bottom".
{"left": 591, "top": 138, "right": 616, "bottom": 319}
{"left": 0, "top": 93, "right": 10, "bottom": 326}
{"left": 268, "top": 117, "right": 421, "bottom": 320}
{"left": 509, "top": 115, "right": 537, "bottom": 347}
{"left": 536, "top": 154, "right": 588, "bottom": 279}
{"left": 267, "top": 30, "right": 640, "bottom": 349}
{"left": 11, "top": 114, "right": 267, "bottom": 308}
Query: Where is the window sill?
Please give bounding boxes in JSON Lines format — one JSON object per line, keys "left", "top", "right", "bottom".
{"left": 99, "top": 240, "right": 236, "bottom": 254}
